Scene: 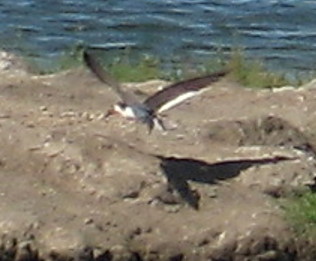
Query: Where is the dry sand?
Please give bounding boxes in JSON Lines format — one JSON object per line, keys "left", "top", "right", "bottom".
{"left": 0, "top": 52, "right": 316, "bottom": 260}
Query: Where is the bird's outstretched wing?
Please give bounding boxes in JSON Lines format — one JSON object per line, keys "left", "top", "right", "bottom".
{"left": 144, "top": 70, "right": 228, "bottom": 113}
{"left": 83, "top": 50, "right": 140, "bottom": 105}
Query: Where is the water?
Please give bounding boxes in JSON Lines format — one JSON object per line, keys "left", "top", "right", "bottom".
{"left": 0, "top": 0, "right": 316, "bottom": 76}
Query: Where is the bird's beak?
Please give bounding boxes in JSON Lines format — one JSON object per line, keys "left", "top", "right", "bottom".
{"left": 104, "top": 108, "right": 117, "bottom": 119}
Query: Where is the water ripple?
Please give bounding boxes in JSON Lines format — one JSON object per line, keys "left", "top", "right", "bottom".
{"left": 0, "top": 0, "right": 315, "bottom": 74}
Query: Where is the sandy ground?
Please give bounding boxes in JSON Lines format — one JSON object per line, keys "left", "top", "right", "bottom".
{"left": 1, "top": 52, "right": 316, "bottom": 260}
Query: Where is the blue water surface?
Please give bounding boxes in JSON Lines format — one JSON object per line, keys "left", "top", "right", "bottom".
{"left": 0, "top": 0, "right": 315, "bottom": 75}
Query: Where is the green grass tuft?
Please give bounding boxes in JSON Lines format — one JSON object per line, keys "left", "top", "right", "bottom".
{"left": 227, "top": 50, "right": 289, "bottom": 88}
{"left": 32, "top": 44, "right": 85, "bottom": 74}
{"left": 108, "top": 54, "right": 162, "bottom": 82}
{"left": 93, "top": 49, "right": 292, "bottom": 87}
{"left": 282, "top": 190, "right": 316, "bottom": 238}
{"left": 55, "top": 44, "right": 84, "bottom": 71}
{"left": 29, "top": 45, "right": 308, "bottom": 88}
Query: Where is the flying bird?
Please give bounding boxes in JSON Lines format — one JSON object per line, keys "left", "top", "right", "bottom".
{"left": 83, "top": 50, "right": 228, "bottom": 133}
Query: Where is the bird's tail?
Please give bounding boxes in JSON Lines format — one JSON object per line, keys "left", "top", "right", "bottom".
{"left": 146, "top": 116, "right": 166, "bottom": 134}
{"left": 154, "top": 116, "right": 166, "bottom": 131}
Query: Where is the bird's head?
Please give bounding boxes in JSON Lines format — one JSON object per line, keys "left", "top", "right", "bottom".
{"left": 105, "top": 102, "right": 131, "bottom": 118}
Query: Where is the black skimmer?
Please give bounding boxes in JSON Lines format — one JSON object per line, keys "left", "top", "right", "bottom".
{"left": 83, "top": 50, "right": 228, "bottom": 133}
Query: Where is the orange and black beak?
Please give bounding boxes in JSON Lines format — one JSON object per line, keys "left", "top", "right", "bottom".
{"left": 104, "top": 108, "right": 117, "bottom": 119}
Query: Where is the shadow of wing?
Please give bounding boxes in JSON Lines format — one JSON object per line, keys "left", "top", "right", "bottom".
{"left": 158, "top": 155, "right": 296, "bottom": 208}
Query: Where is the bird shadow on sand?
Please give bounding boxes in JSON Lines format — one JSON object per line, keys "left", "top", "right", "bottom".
{"left": 156, "top": 155, "right": 297, "bottom": 210}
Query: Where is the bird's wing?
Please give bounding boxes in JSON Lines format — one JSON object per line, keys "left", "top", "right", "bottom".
{"left": 144, "top": 70, "right": 228, "bottom": 113}
{"left": 83, "top": 50, "right": 140, "bottom": 105}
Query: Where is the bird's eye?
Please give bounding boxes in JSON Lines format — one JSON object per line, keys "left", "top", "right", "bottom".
{"left": 118, "top": 102, "right": 126, "bottom": 108}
